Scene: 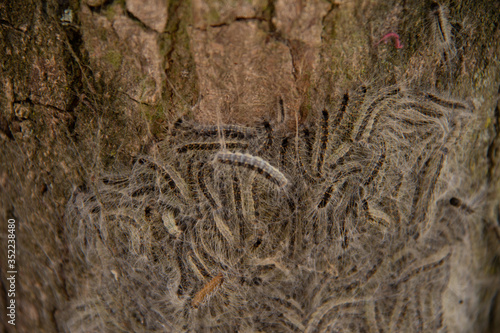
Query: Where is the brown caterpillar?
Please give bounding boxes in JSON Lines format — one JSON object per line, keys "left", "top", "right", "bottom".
{"left": 364, "top": 258, "right": 383, "bottom": 281}
{"left": 363, "top": 145, "right": 386, "bottom": 186}
{"left": 318, "top": 179, "right": 347, "bottom": 209}
{"left": 197, "top": 163, "right": 219, "bottom": 209}
{"left": 335, "top": 93, "right": 349, "bottom": 127}
{"left": 397, "top": 251, "right": 451, "bottom": 285}
{"left": 215, "top": 152, "right": 288, "bottom": 188}
{"left": 424, "top": 92, "right": 469, "bottom": 110}
{"left": 353, "top": 87, "right": 399, "bottom": 141}
{"left": 177, "top": 141, "right": 248, "bottom": 153}
{"left": 326, "top": 142, "right": 352, "bottom": 168}
{"left": 429, "top": 2, "right": 456, "bottom": 60}
{"left": 232, "top": 174, "right": 244, "bottom": 219}
{"left": 449, "top": 197, "right": 474, "bottom": 214}
{"left": 261, "top": 121, "right": 274, "bottom": 152}
{"left": 135, "top": 157, "right": 190, "bottom": 200}
{"left": 396, "top": 101, "right": 444, "bottom": 119}
{"left": 318, "top": 167, "right": 361, "bottom": 208}
{"left": 392, "top": 296, "right": 410, "bottom": 332}
{"left": 409, "top": 148, "right": 447, "bottom": 239}
{"left": 136, "top": 157, "right": 176, "bottom": 191}
{"left": 191, "top": 273, "right": 224, "bottom": 308}
{"left": 316, "top": 110, "right": 330, "bottom": 175}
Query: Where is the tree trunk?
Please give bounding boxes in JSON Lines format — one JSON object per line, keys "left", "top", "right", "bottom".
{"left": 1, "top": 0, "right": 499, "bottom": 332}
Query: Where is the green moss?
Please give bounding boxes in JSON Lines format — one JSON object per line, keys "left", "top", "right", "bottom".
{"left": 104, "top": 5, "right": 117, "bottom": 21}
{"left": 105, "top": 50, "right": 122, "bottom": 70}
{"left": 207, "top": 6, "right": 221, "bottom": 25}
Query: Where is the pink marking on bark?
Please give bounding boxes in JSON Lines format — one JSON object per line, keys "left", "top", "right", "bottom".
{"left": 375, "top": 32, "right": 403, "bottom": 49}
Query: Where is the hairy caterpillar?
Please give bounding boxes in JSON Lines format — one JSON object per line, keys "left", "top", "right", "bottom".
{"left": 449, "top": 197, "right": 474, "bottom": 214}
{"left": 353, "top": 87, "right": 399, "bottom": 142}
{"left": 258, "top": 120, "right": 274, "bottom": 153}
{"left": 429, "top": 2, "right": 456, "bottom": 60}
{"left": 316, "top": 110, "right": 330, "bottom": 175}
{"left": 197, "top": 163, "right": 219, "bottom": 209}
{"left": 397, "top": 250, "right": 451, "bottom": 285}
{"left": 177, "top": 141, "right": 248, "bottom": 154}
{"left": 363, "top": 145, "right": 386, "bottom": 186}
{"left": 135, "top": 156, "right": 191, "bottom": 200}
{"left": 424, "top": 92, "right": 469, "bottom": 110}
{"left": 191, "top": 273, "right": 224, "bottom": 308}
{"left": 214, "top": 152, "right": 288, "bottom": 188}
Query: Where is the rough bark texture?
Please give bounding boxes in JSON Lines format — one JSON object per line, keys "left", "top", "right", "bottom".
{"left": 1, "top": 0, "right": 499, "bottom": 332}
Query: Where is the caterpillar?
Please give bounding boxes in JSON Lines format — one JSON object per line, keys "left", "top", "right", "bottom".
{"left": 317, "top": 166, "right": 361, "bottom": 209}
{"left": 232, "top": 174, "right": 244, "bottom": 219}
{"left": 334, "top": 93, "right": 349, "bottom": 129}
{"left": 353, "top": 87, "right": 399, "bottom": 142}
{"left": 397, "top": 251, "right": 451, "bottom": 285}
{"left": 186, "top": 253, "right": 208, "bottom": 280}
{"left": 135, "top": 157, "right": 190, "bottom": 200}
{"left": 424, "top": 92, "right": 469, "bottom": 111}
{"left": 429, "top": 2, "right": 456, "bottom": 60}
{"left": 162, "top": 210, "right": 182, "bottom": 239}
{"left": 363, "top": 145, "right": 386, "bottom": 186}
{"left": 197, "top": 163, "right": 219, "bottom": 209}
{"left": 409, "top": 148, "right": 447, "bottom": 239}
{"left": 215, "top": 152, "right": 288, "bottom": 188}
{"left": 259, "top": 121, "right": 274, "bottom": 152}
{"left": 449, "top": 197, "right": 474, "bottom": 214}
{"left": 362, "top": 200, "right": 391, "bottom": 228}
{"left": 326, "top": 141, "right": 352, "bottom": 169}
{"left": 136, "top": 157, "right": 176, "bottom": 191}
{"left": 316, "top": 110, "right": 330, "bottom": 175}
{"left": 177, "top": 141, "right": 248, "bottom": 154}
{"left": 191, "top": 273, "right": 224, "bottom": 309}
{"left": 213, "top": 211, "right": 237, "bottom": 247}
{"left": 318, "top": 178, "right": 350, "bottom": 209}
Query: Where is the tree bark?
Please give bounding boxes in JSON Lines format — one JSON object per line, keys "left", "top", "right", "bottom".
{"left": 1, "top": 0, "right": 499, "bottom": 332}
